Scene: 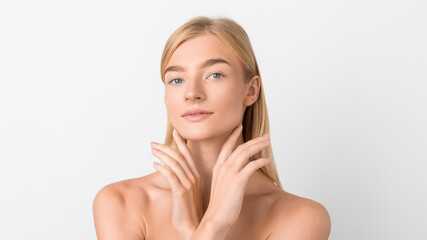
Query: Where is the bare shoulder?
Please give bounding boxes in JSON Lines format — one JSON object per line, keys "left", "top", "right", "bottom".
{"left": 92, "top": 173, "right": 157, "bottom": 240}
{"left": 267, "top": 190, "right": 331, "bottom": 240}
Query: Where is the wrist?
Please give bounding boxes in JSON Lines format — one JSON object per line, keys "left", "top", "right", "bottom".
{"left": 177, "top": 226, "right": 197, "bottom": 240}
{"left": 189, "top": 219, "right": 229, "bottom": 240}
{"left": 200, "top": 215, "right": 231, "bottom": 236}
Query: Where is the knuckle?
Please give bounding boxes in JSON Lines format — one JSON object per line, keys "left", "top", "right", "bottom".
{"left": 178, "top": 154, "right": 186, "bottom": 162}
{"left": 241, "top": 143, "right": 250, "bottom": 151}
{"left": 154, "top": 150, "right": 163, "bottom": 156}
{"left": 262, "top": 141, "right": 270, "bottom": 148}
{"left": 193, "top": 172, "right": 201, "bottom": 182}
{"left": 248, "top": 138, "right": 259, "bottom": 145}
{"left": 255, "top": 159, "right": 266, "bottom": 168}
{"left": 248, "top": 160, "right": 258, "bottom": 168}
{"left": 235, "top": 145, "right": 244, "bottom": 153}
{"left": 164, "top": 169, "right": 174, "bottom": 178}
{"left": 217, "top": 165, "right": 226, "bottom": 175}
{"left": 188, "top": 175, "right": 196, "bottom": 184}
{"left": 170, "top": 160, "right": 179, "bottom": 168}
{"left": 258, "top": 159, "right": 266, "bottom": 166}
{"left": 174, "top": 187, "right": 186, "bottom": 196}
{"left": 183, "top": 182, "right": 192, "bottom": 191}
{"left": 229, "top": 161, "right": 241, "bottom": 172}
{"left": 170, "top": 164, "right": 177, "bottom": 171}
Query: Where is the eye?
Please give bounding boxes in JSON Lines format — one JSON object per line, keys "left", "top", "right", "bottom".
{"left": 208, "top": 73, "right": 223, "bottom": 79}
{"left": 169, "top": 78, "right": 183, "bottom": 85}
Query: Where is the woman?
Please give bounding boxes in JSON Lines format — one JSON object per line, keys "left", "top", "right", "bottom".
{"left": 93, "top": 16, "right": 331, "bottom": 239}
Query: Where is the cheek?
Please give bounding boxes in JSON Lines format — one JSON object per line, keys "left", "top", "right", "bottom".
{"left": 211, "top": 86, "right": 245, "bottom": 116}
{"left": 164, "top": 91, "right": 180, "bottom": 117}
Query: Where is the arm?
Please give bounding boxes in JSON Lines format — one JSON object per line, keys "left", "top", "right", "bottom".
{"left": 151, "top": 125, "right": 272, "bottom": 240}
{"left": 267, "top": 200, "right": 331, "bottom": 240}
{"left": 92, "top": 185, "right": 145, "bottom": 240}
{"left": 189, "top": 215, "right": 231, "bottom": 240}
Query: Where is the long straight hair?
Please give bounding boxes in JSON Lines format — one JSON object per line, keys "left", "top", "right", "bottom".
{"left": 160, "top": 16, "right": 282, "bottom": 189}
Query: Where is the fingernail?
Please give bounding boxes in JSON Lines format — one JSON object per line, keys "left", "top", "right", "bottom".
{"left": 151, "top": 141, "right": 157, "bottom": 146}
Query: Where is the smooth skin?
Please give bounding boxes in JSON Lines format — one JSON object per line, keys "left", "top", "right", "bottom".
{"left": 153, "top": 123, "right": 273, "bottom": 239}
{"left": 93, "top": 33, "right": 331, "bottom": 239}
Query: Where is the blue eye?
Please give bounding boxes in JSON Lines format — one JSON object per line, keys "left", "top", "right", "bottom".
{"left": 209, "top": 73, "right": 223, "bottom": 79}
{"left": 169, "top": 73, "right": 223, "bottom": 84}
{"left": 169, "top": 78, "right": 183, "bottom": 84}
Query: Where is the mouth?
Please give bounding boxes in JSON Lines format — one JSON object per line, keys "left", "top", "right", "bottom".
{"left": 182, "top": 109, "right": 214, "bottom": 117}
{"left": 182, "top": 109, "right": 213, "bottom": 122}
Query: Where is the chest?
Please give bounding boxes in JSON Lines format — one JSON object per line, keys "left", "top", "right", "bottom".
{"left": 144, "top": 197, "right": 275, "bottom": 240}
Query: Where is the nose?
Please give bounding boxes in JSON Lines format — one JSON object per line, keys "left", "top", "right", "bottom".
{"left": 185, "top": 78, "right": 206, "bottom": 102}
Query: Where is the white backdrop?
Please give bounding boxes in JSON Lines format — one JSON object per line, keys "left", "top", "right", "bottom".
{"left": 1, "top": 0, "right": 426, "bottom": 239}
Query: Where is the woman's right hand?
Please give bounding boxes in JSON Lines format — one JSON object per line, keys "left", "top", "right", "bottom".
{"left": 202, "top": 123, "right": 272, "bottom": 231}
{"left": 151, "top": 128, "right": 204, "bottom": 239}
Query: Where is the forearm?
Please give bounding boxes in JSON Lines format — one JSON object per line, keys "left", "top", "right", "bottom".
{"left": 189, "top": 217, "right": 230, "bottom": 240}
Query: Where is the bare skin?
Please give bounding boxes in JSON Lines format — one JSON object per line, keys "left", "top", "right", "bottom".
{"left": 93, "top": 33, "right": 331, "bottom": 239}
{"left": 93, "top": 170, "right": 330, "bottom": 239}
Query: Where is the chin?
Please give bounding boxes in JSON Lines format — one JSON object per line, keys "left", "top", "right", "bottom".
{"left": 176, "top": 127, "right": 215, "bottom": 141}
{"left": 177, "top": 126, "right": 239, "bottom": 143}
{"left": 171, "top": 115, "right": 239, "bottom": 140}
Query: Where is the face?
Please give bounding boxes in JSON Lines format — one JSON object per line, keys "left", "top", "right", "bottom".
{"left": 163, "top": 33, "right": 259, "bottom": 141}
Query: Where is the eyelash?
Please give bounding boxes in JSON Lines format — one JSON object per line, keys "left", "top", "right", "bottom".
{"left": 169, "top": 72, "right": 224, "bottom": 85}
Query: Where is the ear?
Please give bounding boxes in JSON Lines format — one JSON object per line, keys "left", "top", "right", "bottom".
{"left": 243, "top": 75, "right": 261, "bottom": 107}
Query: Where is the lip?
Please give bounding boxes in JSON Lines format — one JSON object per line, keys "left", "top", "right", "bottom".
{"left": 182, "top": 109, "right": 214, "bottom": 117}
{"left": 182, "top": 109, "right": 214, "bottom": 122}
{"left": 183, "top": 112, "right": 213, "bottom": 122}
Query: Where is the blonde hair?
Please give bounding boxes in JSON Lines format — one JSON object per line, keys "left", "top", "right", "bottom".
{"left": 160, "top": 16, "right": 282, "bottom": 189}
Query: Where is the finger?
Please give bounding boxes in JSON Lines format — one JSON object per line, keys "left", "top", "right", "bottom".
{"left": 211, "top": 123, "right": 243, "bottom": 192}
{"left": 172, "top": 129, "right": 199, "bottom": 180}
{"left": 153, "top": 162, "right": 185, "bottom": 194}
{"left": 222, "top": 132, "right": 268, "bottom": 170}
{"left": 151, "top": 148, "right": 192, "bottom": 189}
{"left": 238, "top": 157, "right": 272, "bottom": 183}
{"left": 229, "top": 133, "right": 270, "bottom": 172}
{"left": 216, "top": 123, "right": 243, "bottom": 167}
{"left": 152, "top": 141, "right": 195, "bottom": 184}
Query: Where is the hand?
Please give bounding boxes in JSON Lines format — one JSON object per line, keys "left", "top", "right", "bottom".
{"left": 151, "top": 128, "right": 203, "bottom": 239}
{"left": 203, "top": 123, "right": 272, "bottom": 230}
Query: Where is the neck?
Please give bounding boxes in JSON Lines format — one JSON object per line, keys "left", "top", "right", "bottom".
{"left": 186, "top": 130, "right": 244, "bottom": 212}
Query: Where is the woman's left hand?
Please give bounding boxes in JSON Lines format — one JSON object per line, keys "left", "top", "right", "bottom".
{"left": 151, "top": 128, "right": 203, "bottom": 240}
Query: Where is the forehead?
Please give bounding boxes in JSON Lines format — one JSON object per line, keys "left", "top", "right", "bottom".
{"left": 166, "top": 33, "right": 241, "bottom": 71}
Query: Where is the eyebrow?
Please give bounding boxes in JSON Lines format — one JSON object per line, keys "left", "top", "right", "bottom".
{"left": 164, "top": 58, "right": 231, "bottom": 75}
